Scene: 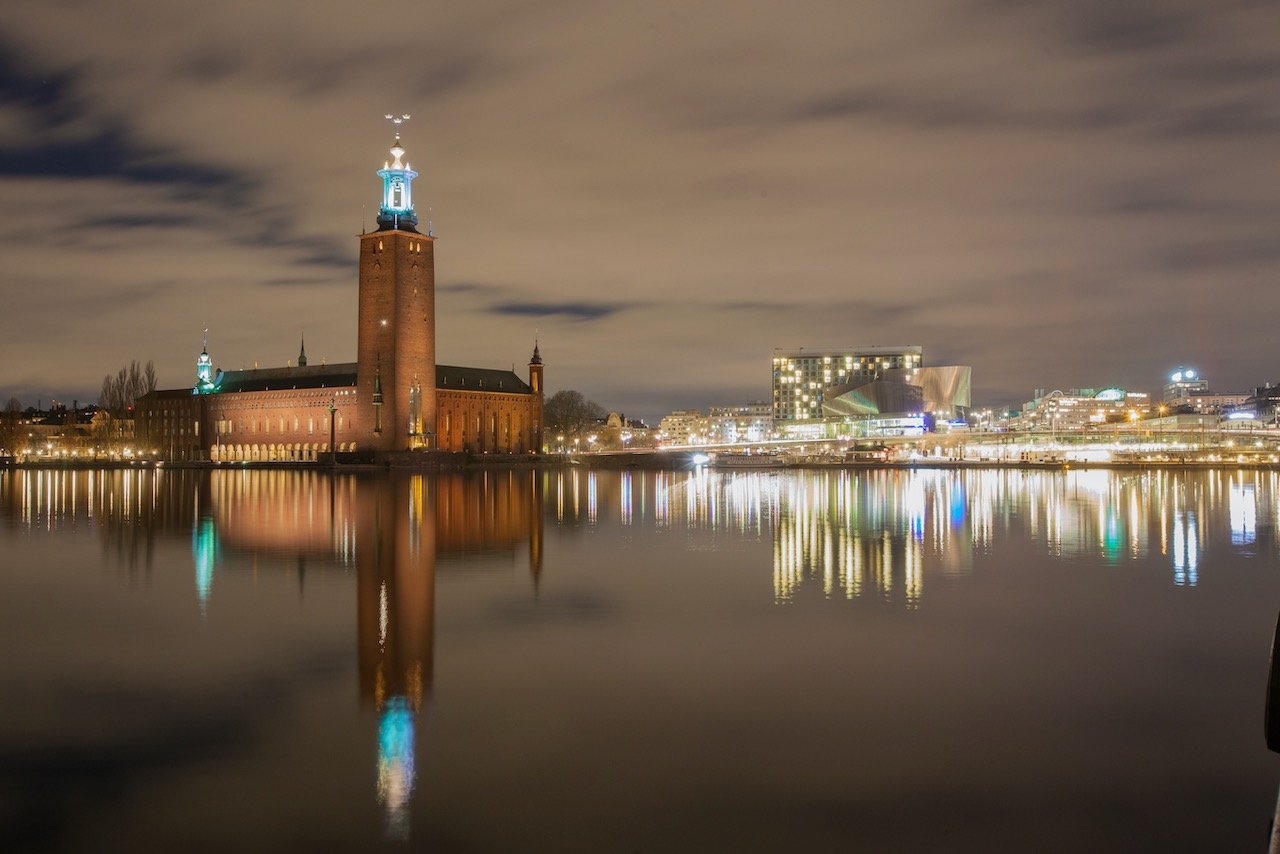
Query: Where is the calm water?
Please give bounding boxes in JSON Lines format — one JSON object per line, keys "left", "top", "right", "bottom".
{"left": 2, "top": 466, "right": 1279, "bottom": 852}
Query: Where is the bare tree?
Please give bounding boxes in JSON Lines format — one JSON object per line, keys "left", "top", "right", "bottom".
{"left": 543, "top": 390, "right": 607, "bottom": 435}
{"left": 99, "top": 360, "right": 158, "bottom": 416}
{"left": 0, "top": 396, "right": 21, "bottom": 455}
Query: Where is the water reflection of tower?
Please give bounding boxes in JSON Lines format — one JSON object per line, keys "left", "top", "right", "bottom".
{"left": 355, "top": 474, "right": 435, "bottom": 840}
{"left": 192, "top": 473, "right": 217, "bottom": 613}
{"left": 529, "top": 472, "right": 544, "bottom": 589}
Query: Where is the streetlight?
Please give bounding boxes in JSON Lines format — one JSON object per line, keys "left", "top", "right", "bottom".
{"left": 329, "top": 394, "right": 337, "bottom": 467}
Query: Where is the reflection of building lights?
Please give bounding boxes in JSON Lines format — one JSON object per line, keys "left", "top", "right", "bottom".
{"left": 1229, "top": 482, "right": 1257, "bottom": 546}
{"left": 192, "top": 516, "right": 218, "bottom": 613}
{"left": 1173, "top": 510, "right": 1198, "bottom": 586}
{"left": 379, "top": 582, "right": 389, "bottom": 650}
{"left": 620, "top": 471, "right": 632, "bottom": 526}
{"left": 377, "top": 697, "right": 416, "bottom": 840}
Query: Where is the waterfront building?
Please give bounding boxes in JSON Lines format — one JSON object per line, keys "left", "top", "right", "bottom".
{"left": 1163, "top": 368, "right": 1208, "bottom": 402}
{"left": 772, "top": 346, "right": 922, "bottom": 422}
{"left": 1011, "top": 387, "right": 1151, "bottom": 432}
{"left": 1238, "top": 383, "right": 1280, "bottom": 424}
{"left": 657, "top": 410, "right": 705, "bottom": 446}
{"left": 593, "top": 412, "right": 654, "bottom": 449}
{"left": 777, "top": 414, "right": 927, "bottom": 440}
{"left": 137, "top": 131, "right": 544, "bottom": 460}
{"left": 821, "top": 366, "right": 972, "bottom": 423}
{"left": 1161, "top": 368, "right": 1248, "bottom": 415}
{"left": 2, "top": 403, "right": 127, "bottom": 458}
{"left": 706, "top": 403, "right": 773, "bottom": 444}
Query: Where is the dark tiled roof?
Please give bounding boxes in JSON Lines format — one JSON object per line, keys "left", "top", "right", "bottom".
{"left": 140, "top": 388, "right": 199, "bottom": 401}
{"left": 437, "top": 364, "right": 532, "bottom": 394}
{"left": 212, "top": 362, "right": 358, "bottom": 394}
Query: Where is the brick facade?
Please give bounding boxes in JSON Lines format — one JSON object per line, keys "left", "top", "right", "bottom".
{"left": 356, "top": 230, "right": 436, "bottom": 451}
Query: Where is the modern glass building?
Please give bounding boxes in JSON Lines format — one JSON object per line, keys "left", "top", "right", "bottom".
{"left": 772, "top": 347, "right": 923, "bottom": 421}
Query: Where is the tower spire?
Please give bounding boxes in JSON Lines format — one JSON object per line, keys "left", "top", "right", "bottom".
{"left": 195, "top": 328, "right": 214, "bottom": 392}
{"left": 298, "top": 332, "right": 308, "bottom": 367}
{"left": 377, "top": 114, "right": 419, "bottom": 232}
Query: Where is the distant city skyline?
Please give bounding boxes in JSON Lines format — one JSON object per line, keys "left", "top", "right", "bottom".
{"left": 2, "top": 1, "right": 1277, "bottom": 423}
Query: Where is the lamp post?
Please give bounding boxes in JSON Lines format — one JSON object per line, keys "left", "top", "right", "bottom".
{"left": 329, "top": 395, "right": 337, "bottom": 468}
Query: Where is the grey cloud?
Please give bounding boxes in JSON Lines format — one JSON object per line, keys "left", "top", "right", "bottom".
{"left": 718, "top": 299, "right": 918, "bottom": 328}
{"left": 1157, "top": 237, "right": 1280, "bottom": 273}
{"left": 489, "top": 300, "right": 638, "bottom": 321}
{"left": 1067, "top": 3, "right": 1196, "bottom": 54}
{"left": 1165, "top": 99, "right": 1280, "bottom": 137}
{"left": 439, "top": 281, "right": 504, "bottom": 295}
{"left": 262, "top": 275, "right": 345, "bottom": 288}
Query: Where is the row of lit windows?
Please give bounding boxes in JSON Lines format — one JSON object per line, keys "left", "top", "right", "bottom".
{"left": 370, "top": 239, "right": 427, "bottom": 254}
{"left": 773, "top": 354, "right": 920, "bottom": 369}
{"left": 213, "top": 415, "right": 345, "bottom": 436}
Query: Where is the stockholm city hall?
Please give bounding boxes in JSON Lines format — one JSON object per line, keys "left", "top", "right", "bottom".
{"left": 137, "top": 125, "right": 545, "bottom": 461}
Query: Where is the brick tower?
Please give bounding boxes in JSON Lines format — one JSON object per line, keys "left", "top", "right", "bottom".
{"left": 357, "top": 127, "right": 436, "bottom": 451}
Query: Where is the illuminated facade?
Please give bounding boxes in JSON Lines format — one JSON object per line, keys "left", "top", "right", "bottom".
{"left": 1162, "top": 368, "right": 1247, "bottom": 415}
{"left": 1163, "top": 368, "right": 1208, "bottom": 402}
{"left": 655, "top": 404, "right": 773, "bottom": 447}
{"left": 821, "top": 366, "right": 972, "bottom": 422}
{"left": 137, "top": 132, "right": 544, "bottom": 460}
{"left": 656, "top": 410, "right": 705, "bottom": 445}
{"left": 772, "top": 347, "right": 923, "bottom": 422}
{"left": 1011, "top": 387, "right": 1151, "bottom": 432}
{"left": 706, "top": 403, "right": 773, "bottom": 444}
{"left": 1241, "top": 383, "right": 1280, "bottom": 424}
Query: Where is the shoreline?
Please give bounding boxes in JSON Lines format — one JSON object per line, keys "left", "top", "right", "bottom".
{"left": 3, "top": 456, "right": 1278, "bottom": 472}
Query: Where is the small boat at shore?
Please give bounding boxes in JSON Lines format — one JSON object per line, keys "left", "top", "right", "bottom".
{"left": 712, "top": 452, "right": 784, "bottom": 468}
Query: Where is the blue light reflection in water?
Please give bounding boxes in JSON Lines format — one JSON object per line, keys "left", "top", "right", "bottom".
{"left": 377, "top": 697, "right": 416, "bottom": 840}
{"left": 192, "top": 516, "right": 218, "bottom": 612}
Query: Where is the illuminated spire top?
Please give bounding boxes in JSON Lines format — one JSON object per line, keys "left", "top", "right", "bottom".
{"left": 195, "top": 328, "right": 214, "bottom": 392}
{"left": 377, "top": 114, "right": 419, "bottom": 231}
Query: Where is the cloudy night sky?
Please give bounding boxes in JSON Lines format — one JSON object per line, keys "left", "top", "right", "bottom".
{"left": 1, "top": 0, "right": 1277, "bottom": 420}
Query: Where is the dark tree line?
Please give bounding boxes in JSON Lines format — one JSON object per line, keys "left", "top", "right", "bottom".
{"left": 99, "top": 360, "right": 158, "bottom": 416}
{"left": 543, "top": 389, "right": 606, "bottom": 435}
{"left": 0, "top": 396, "right": 20, "bottom": 454}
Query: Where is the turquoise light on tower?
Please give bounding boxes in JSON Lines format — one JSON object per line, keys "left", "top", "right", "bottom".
{"left": 195, "top": 333, "right": 215, "bottom": 393}
{"left": 376, "top": 131, "right": 419, "bottom": 231}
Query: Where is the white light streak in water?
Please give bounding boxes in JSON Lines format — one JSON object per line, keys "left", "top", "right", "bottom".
{"left": 379, "top": 582, "right": 389, "bottom": 650}
{"left": 654, "top": 472, "right": 669, "bottom": 528}
{"left": 555, "top": 471, "right": 564, "bottom": 523}
{"left": 822, "top": 521, "right": 833, "bottom": 598}
{"left": 620, "top": 471, "right": 632, "bottom": 526}
{"left": 571, "top": 469, "right": 580, "bottom": 519}
{"left": 587, "top": 471, "right": 597, "bottom": 525}
{"left": 1229, "top": 480, "right": 1256, "bottom": 546}
{"left": 905, "top": 531, "right": 922, "bottom": 610}
{"left": 1173, "top": 510, "right": 1198, "bottom": 587}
